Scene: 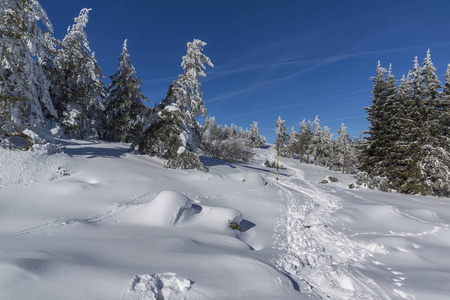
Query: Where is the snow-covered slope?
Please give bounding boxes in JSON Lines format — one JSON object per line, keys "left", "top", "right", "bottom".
{"left": 0, "top": 140, "right": 449, "bottom": 299}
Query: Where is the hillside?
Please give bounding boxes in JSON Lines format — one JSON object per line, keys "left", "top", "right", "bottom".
{"left": 1, "top": 140, "right": 449, "bottom": 299}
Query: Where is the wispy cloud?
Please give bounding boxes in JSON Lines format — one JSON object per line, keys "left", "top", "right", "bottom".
{"left": 220, "top": 88, "right": 370, "bottom": 119}
{"left": 205, "top": 42, "right": 450, "bottom": 103}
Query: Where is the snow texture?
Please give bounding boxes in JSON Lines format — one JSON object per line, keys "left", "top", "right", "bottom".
{"left": 0, "top": 140, "right": 449, "bottom": 299}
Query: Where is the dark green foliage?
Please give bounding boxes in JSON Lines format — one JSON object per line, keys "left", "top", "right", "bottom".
{"left": 328, "top": 176, "right": 339, "bottom": 183}
{"left": 104, "top": 40, "right": 149, "bottom": 143}
{"left": 6, "top": 132, "right": 32, "bottom": 150}
{"left": 138, "top": 107, "right": 206, "bottom": 171}
{"left": 359, "top": 53, "right": 450, "bottom": 197}
{"left": 229, "top": 222, "right": 241, "bottom": 231}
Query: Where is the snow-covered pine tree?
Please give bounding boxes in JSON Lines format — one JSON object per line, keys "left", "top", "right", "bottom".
{"left": 202, "top": 117, "right": 223, "bottom": 142}
{"left": 307, "top": 116, "right": 333, "bottom": 168}
{"left": 298, "top": 119, "right": 313, "bottom": 163}
{"left": 286, "top": 127, "right": 298, "bottom": 158}
{"left": 385, "top": 73, "right": 421, "bottom": 193}
{"left": 52, "top": 8, "right": 106, "bottom": 138}
{"left": 137, "top": 39, "right": 213, "bottom": 170}
{"left": 0, "top": 0, "right": 57, "bottom": 138}
{"left": 418, "top": 50, "right": 449, "bottom": 196}
{"left": 274, "top": 116, "right": 287, "bottom": 157}
{"left": 104, "top": 40, "right": 149, "bottom": 142}
{"left": 359, "top": 61, "right": 394, "bottom": 177}
{"left": 442, "top": 65, "right": 450, "bottom": 140}
{"left": 248, "top": 121, "right": 265, "bottom": 148}
{"left": 334, "top": 123, "right": 352, "bottom": 173}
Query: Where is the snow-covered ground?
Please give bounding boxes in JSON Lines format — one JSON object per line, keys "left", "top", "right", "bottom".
{"left": 1, "top": 140, "right": 449, "bottom": 299}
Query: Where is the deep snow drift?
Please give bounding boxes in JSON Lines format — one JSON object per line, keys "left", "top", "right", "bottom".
{"left": 0, "top": 140, "right": 449, "bottom": 299}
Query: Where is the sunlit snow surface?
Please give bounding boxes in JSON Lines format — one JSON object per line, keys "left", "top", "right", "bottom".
{"left": 0, "top": 140, "right": 449, "bottom": 299}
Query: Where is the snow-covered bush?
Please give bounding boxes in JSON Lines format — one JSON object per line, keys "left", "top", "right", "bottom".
{"left": 201, "top": 138, "right": 253, "bottom": 163}
{"left": 355, "top": 172, "right": 391, "bottom": 192}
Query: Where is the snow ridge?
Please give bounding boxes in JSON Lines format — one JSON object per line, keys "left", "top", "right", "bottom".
{"left": 273, "top": 167, "right": 389, "bottom": 299}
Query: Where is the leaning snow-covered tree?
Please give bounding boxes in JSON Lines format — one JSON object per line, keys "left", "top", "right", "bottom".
{"left": 136, "top": 39, "right": 213, "bottom": 170}
{"left": 0, "top": 0, "right": 57, "bottom": 138}
{"left": 52, "top": 8, "right": 106, "bottom": 138}
{"left": 104, "top": 40, "right": 149, "bottom": 142}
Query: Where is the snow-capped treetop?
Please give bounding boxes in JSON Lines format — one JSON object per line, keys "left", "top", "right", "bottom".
{"left": 422, "top": 49, "right": 441, "bottom": 99}
{"left": 66, "top": 8, "right": 92, "bottom": 51}
{"left": 167, "top": 39, "right": 214, "bottom": 118}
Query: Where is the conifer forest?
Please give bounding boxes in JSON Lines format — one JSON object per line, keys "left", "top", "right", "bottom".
{"left": 1, "top": 0, "right": 449, "bottom": 197}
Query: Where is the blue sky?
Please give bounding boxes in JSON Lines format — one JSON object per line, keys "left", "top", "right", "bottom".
{"left": 40, "top": 0, "right": 450, "bottom": 142}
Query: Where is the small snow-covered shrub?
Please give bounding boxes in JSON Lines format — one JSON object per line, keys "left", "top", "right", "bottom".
{"left": 5, "top": 133, "right": 33, "bottom": 150}
{"left": 201, "top": 138, "right": 253, "bottom": 163}
{"left": 348, "top": 183, "right": 356, "bottom": 189}
{"left": 355, "top": 172, "right": 391, "bottom": 192}
{"left": 264, "top": 159, "right": 286, "bottom": 169}
{"left": 328, "top": 176, "right": 339, "bottom": 183}
{"left": 229, "top": 222, "right": 241, "bottom": 231}
{"left": 319, "top": 179, "right": 329, "bottom": 184}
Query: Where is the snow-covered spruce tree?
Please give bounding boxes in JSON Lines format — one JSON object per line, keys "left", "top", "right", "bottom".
{"left": 286, "top": 127, "right": 299, "bottom": 158}
{"left": 298, "top": 119, "right": 313, "bottom": 163}
{"left": 0, "top": 0, "right": 57, "bottom": 138}
{"left": 274, "top": 116, "right": 288, "bottom": 156}
{"left": 442, "top": 64, "right": 450, "bottom": 142}
{"left": 385, "top": 73, "right": 421, "bottom": 193}
{"left": 104, "top": 40, "right": 149, "bottom": 142}
{"left": 52, "top": 8, "right": 106, "bottom": 138}
{"left": 418, "top": 50, "right": 449, "bottom": 196}
{"left": 137, "top": 39, "right": 213, "bottom": 170}
{"left": 307, "top": 116, "right": 333, "bottom": 168}
{"left": 334, "top": 123, "right": 353, "bottom": 173}
{"left": 359, "top": 61, "right": 393, "bottom": 177}
{"left": 248, "top": 121, "right": 265, "bottom": 148}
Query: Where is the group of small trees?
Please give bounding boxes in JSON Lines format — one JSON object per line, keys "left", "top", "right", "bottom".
{"left": 274, "top": 116, "right": 358, "bottom": 174}
{"left": 200, "top": 117, "right": 265, "bottom": 162}
{"left": 0, "top": 0, "right": 217, "bottom": 170}
{"left": 360, "top": 51, "right": 450, "bottom": 197}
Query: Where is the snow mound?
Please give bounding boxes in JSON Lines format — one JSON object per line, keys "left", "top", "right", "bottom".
{"left": 124, "top": 273, "right": 191, "bottom": 300}
{"left": 121, "top": 191, "right": 198, "bottom": 227}
{"left": 0, "top": 147, "right": 73, "bottom": 188}
{"left": 199, "top": 206, "right": 243, "bottom": 231}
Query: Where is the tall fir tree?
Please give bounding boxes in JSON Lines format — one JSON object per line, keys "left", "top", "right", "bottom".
{"left": 0, "top": 0, "right": 57, "bottom": 137}
{"left": 360, "top": 61, "right": 392, "bottom": 177}
{"left": 52, "top": 8, "right": 106, "bottom": 138}
{"left": 419, "top": 50, "right": 449, "bottom": 196}
{"left": 104, "top": 40, "right": 149, "bottom": 142}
